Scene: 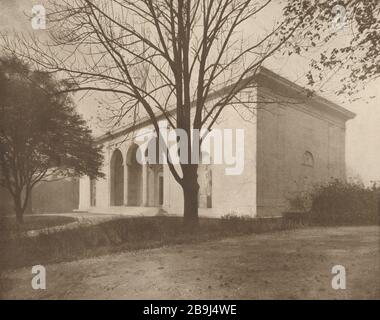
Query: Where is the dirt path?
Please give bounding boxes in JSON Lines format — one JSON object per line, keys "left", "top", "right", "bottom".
{"left": 1, "top": 226, "right": 379, "bottom": 299}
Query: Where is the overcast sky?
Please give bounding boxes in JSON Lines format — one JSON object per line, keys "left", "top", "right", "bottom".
{"left": 1, "top": 0, "right": 379, "bottom": 184}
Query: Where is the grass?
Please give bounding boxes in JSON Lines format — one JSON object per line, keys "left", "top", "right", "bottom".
{"left": 0, "top": 215, "right": 77, "bottom": 234}
{"left": 0, "top": 215, "right": 305, "bottom": 271}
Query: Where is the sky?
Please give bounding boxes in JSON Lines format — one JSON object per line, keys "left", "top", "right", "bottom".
{"left": 0, "top": 0, "right": 379, "bottom": 184}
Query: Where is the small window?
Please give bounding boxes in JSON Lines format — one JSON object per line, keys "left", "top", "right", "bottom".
{"left": 303, "top": 151, "right": 314, "bottom": 167}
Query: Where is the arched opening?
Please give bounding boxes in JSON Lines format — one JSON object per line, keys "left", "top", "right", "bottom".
{"left": 147, "top": 163, "right": 164, "bottom": 207}
{"left": 145, "top": 138, "right": 164, "bottom": 207}
{"left": 198, "top": 152, "right": 212, "bottom": 209}
{"left": 127, "top": 143, "right": 143, "bottom": 206}
{"left": 110, "top": 149, "right": 124, "bottom": 206}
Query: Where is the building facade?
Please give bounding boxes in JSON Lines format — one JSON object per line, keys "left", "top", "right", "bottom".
{"left": 0, "top": 178, "right": 79, "bottom": 216}
{"left": 78, "top": 68, "right": 355, "bottom": 218}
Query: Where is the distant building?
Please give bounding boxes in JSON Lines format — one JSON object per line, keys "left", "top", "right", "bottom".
{"left": 0, "top": 178, "right": 79, "bottom": 215}
{"left": 0, "top": 185, "right": 15, "bottom": 215}
{"left": 32, "top": 178, "right": 79, "bottom": 214}
{"left": 78, "top": 67, "right": 355, "bottom": 218}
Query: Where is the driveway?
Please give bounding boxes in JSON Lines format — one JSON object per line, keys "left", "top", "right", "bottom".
{"left": 1, "top": 226, "right": 379, "bottom": 299}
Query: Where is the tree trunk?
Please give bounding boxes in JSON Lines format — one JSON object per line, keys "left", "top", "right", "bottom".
{"left": 13, "top": 193, "right": 24, "bottom": 224}
{"left": 182, "top": 164, "right": 200, "bottom": 230}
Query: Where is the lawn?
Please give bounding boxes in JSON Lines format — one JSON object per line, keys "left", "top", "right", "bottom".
{"left": 0, "top": 215, "right": 302, "bottom": 270}
{"left": 0, "top": 215, "right": 77, "bottom": 233}
{"left": 0, "top": 226, "right": 379, "bottom": 299}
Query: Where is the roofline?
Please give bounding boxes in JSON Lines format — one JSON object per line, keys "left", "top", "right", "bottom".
{"left": 257, "top": 67, "right": 356, "bottom": 121}
{"left": 95, "top": 67, "right": 356, "bottom": 143}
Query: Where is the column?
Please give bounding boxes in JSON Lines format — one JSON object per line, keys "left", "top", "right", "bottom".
{"left": 78, "top": 176, "right": 91, "bottom": 211}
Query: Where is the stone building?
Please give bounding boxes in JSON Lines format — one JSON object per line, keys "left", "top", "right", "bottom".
{"left": 0, "top": 185, "right": 15, "bottom": 215}
{"left": 78, "top": 68, "right": 355, "bottom": 218}
{"left": 0, "top": 178, "right": 79, "bottom": 216}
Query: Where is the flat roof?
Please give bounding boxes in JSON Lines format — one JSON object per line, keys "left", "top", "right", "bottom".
{"left": 95, "top": 67, "right": 356, "bottom": 143}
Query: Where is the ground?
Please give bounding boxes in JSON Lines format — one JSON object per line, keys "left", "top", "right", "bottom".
{"left": 1, "top": 215, "right": 77, "bottom": 233}
{"left": 1, "top": 226, "right": 379, "bottom": 299}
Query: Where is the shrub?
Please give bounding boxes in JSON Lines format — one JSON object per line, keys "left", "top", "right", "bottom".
{"left": 309, "top": 180, "right": 380, "bottom": 226}
{"left": 287, "top": 192, "right": 312, "bottom": 212}
{"left": 282, "top": 211, "right": 310, "bottom": 226}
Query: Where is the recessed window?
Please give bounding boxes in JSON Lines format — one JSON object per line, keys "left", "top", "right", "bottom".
{"left": 303, "top": 151, "right": 314, "bottom": 167}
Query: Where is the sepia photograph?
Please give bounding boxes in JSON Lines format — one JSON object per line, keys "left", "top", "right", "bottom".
{"left": 0, "top": 0, "right": 379, "bottom": 304}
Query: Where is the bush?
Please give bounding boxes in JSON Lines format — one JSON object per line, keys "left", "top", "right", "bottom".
{"left": 282, "top": 211, "right": 310, "bottom": 225}
{"left": 286, "top": 192, "right": 312, "bottom": 212}
{"left": 309, "top": 180, "right": 380, "bottom": 226}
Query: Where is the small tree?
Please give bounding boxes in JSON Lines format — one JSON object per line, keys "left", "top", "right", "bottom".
{"left": 0, "top": 57, "right": 104, "bottom": 223}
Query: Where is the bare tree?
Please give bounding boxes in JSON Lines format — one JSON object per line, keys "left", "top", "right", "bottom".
{"left": 2, "top": 0, "right": 315, "bottom": 228}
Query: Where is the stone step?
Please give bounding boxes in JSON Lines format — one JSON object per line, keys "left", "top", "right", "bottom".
{"left": 87, "top": 206, "right": 161, "bottom": 216}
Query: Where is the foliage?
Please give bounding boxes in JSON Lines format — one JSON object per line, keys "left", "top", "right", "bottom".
{"left": 284, "top": 0, "right": 380, "bottom": 97}
{"left": 309, "top": 180, "right": 379, "bottom": 225}
{"left": 0, "top": 56, "right": 104, "bottom": 221}
{"left": 287, "top": 192, "right": 312, "bottom": 212}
